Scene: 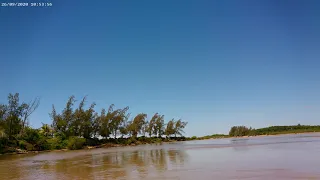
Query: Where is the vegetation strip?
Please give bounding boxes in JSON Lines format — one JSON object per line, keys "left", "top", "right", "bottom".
{"left": 0, "top": 93, "right": 187, "bottom": 154}
{"left": 1, "top": 93, "right": 319, "bottom": 154}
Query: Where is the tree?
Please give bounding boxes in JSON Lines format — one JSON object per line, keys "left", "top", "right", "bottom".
{"left": 108, "top": 105, "right": 129, "bottom": 139}
{"left": 5, "top": 93, "right": 26, "bottom": 138}
{"left": 119, "top": 114, "right": 130, "bottom": 138}
{"left": 0, "top": 93, "right": 41, "bottom": 147}
{"left": 50, "top": 105, "right": 65, "bottom": 135}
{"left": 20, "top": 97, "right": 40, "bottom": 135}
{"left": 99, "top": 108, "right": 110, "bottom": 139}
{"left": 72, "top": 96, "right": 87, "bottom": 136}
{"left": 61, "top": 96, "right": 76, "bottom": 137}
{"left": 173, "top": 119, "right": 187, "bottom": 137}
{"left": 40, "top": 123, "right": 52, "bottom": 137}
{"left": 129, "top": 113, "right": 147, "bottom": 138}
{"left": 165, "top": 119, "right": 175, "bottom": 137}
{"left": 81, "top": 102, "right": 96, "bottom": 139}
{"left": 147, "top": 113, "right": 158, "bottom": 137}
{"left": 50, "top": 96, "right": 76, "bottom": 138}
{"left": 0, "top": 104, "right": 7, "bottom": 121}
{"left": 154, "top": 114, "right": 165, "bottom": 137}
{"left": 92, "top": 112, "right": 100, "bottom": 138}
{"left": 0, "top": 105, "right": 7, "bottom": 138}
{"left": 141, "top": 120, "right": 148, "bottom": 137}
{"left": 228, "top": 126, "right": 250, "bottom": 137}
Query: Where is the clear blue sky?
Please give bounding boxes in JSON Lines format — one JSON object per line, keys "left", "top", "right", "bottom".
{"left": 1, "top": 0, "right": 320, "bottom": 136}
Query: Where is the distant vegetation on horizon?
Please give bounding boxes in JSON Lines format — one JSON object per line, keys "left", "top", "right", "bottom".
{"left": 188, "top": 125, "right": 320, "bottom": 140}
{"left": 228, "top": 124, "right": 320, "bottom": 137}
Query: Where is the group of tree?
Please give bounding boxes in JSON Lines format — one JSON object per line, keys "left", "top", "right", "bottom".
{"left": 229, "top": 126, "right": 252, "bottom": 137}
{"left": 0, "top": 93, "right": 40, "bottom": 150}
{"left": 50, "top": 95, "right": 188, "bottom": 140}
{"left": 229, "top": 124, "right": 320, "bottom": 137}
{"left": 0, "top": 93, "right": 188, "bottom": 153}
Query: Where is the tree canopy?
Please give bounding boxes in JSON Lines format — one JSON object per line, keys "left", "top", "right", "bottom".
{"left": 0, "top": 93, "right": 188, "bottom": 153}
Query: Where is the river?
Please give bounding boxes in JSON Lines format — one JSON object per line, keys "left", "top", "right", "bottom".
{"left": 1, "top": 133, "right": 320, "bottom": 180}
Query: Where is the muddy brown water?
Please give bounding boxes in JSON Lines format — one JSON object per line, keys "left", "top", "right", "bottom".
{"left": 1, "top": 133, "right": 320, "bottom": 180}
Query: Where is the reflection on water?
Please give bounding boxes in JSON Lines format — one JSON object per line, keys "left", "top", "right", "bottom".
{"left": 0, "top": 146, "right": 188, "bottom": 180}
{"left": 1, "top": 133, "right": 320, "bottom": 180}
{"left": 231, "top": 139, "right": 250, "bottom": 151}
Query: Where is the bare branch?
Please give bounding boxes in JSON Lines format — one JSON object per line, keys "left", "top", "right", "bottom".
{"left": 21, "top": 97, "right": 40, "bottom": 133}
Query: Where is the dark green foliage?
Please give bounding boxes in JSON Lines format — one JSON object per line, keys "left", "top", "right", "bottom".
{"left": 229, "top": 126, "right": 251, "bottom": 137}
{"left": 228, "top": 125, "right": 320, "bottom": 137}
{"left": 252, "top": 125, "right": 320, "bottom": 135}
{"left": 0, "top": 138, "right": 6, "bottom": 153}
{"left": 85, "top": 138, "right": 100, "bottom": 146}
{"left": 18, "top": 140, "right": 34, "bottom": 151}
{"left": 67, "top": 136, "right": 86, "bottom": 150}
{"left": 22, "top": 127, "right": 41, "bottom": 144}
{"left": 128, "top": 113, "right": 147, "bottom": 138}
{"left": 165, "top": 119, "right": 175, "bottom": 137}
{"left": 45, "top": 137, "right": 67, "bottom": 150}
{"left": 189, "top": 134, "right": 229, "bottom": 140}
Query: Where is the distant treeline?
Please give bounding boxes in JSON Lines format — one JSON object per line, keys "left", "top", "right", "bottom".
{"left": 0, "top": 93, "right": 187, "bottom": 153}
{"left": 228, "top": 125, "right": 320, "bottom": 137}
{"left": 187, "top": 134, "right": 229, "bottom": 140}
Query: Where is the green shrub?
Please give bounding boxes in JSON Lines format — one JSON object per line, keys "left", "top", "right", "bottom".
{"left": 137, "top": 136, "right": 146, "bottom": 142}
{"left": 126, "top": 137, "right": 137, "bottom": 145}
{"left": 23, "top": 128, "right": 41, "bottom": 144}
{"left": 45, "top": 137, "right": 68, "bottom": 150}
{"left": 46, "top": 137, "right": 60, "bottom": 150}
{"left": 67, "top": 136, "right": 86, "bottom": 150}
{"left": 35, "top": 137, "right": 50, "bottom": 150}
{"left": 18, "top": 140, "right": 34, "bottom": 151}
{"left": 0, "top": 138, "right": 7, "bottom": 153}
{"left": 7, "top": 139, "right": 18, "bottom": 147}
{"left": 154, "top": 138, "right": 162, "bottom": 143}
{"left": 85, "top": 138, "right": 100, "bottom": 146}
{"left": 54, "top": 132, "right": 67, "bottom": 141}
{"left": 61, "top": 139, "right": 68, "bottom": 148}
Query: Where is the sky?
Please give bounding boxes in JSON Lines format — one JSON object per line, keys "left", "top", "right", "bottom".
{"left": 1, "top": 0, "right": 320, "bottom": 136}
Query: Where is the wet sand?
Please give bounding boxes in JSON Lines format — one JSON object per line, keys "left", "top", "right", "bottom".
{"left": 1, "top": 133, "right": 320, "bottom": 179}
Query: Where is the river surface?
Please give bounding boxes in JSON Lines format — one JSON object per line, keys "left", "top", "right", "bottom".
{"left": 1, "top": 133, "right": 320, "bottom": 180}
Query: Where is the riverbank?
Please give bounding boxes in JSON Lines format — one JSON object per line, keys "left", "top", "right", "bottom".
{"left": 189, "top": 131, "right": 320, "bottom": 142}
{"left": 0, "top": 137, "right": 184, "bottom": 155}
{"left": 2, "top": 131, "right": 320, "bottom": 156}
{"left": 214, "top": 131, "right": 320, "bottom": 140}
